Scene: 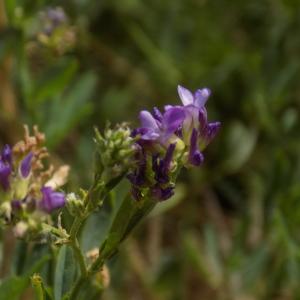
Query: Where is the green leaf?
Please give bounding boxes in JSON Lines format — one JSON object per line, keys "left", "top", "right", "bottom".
{"left": 100, "top": 194, "right": 156, "bottom": 259}
{"left": 4, "top": 0, "right": 16, "bottom": 22}
{"left": 54, "top": 246, "right": 77, "bottom": 300}
{"left": 30, "top": 58, "right": 78, "bottom": 106}
{"left": 81, "top": 211, "right": 111, "bottom": 253}
{"left": 0, "top": 276, "right": 27, "bottom": 300}
{"left": 222, "top": 121, "right": 257, "bottom": 172}
{"left": 44, "top": 71, "right": 97, "bottom": 148}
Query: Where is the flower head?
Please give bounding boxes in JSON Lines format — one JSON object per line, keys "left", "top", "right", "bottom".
{"left": 0, "top": 126, "right": 69, "bottom": 237}
{"left": 129, "top": 85, "right": 220, "bottom": 201}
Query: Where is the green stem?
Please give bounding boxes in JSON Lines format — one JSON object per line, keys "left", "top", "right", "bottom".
{"left": 68, "top": 255, "right": 105, "bottom": 300}
{"left": 66, "top": 212, "right": 89, "bottom": 292}
{"left": 68, "top": 275, "right": 86, "bottom": 300}
{"left": 70, "top": 237, "right": 87, "bottom": 277}
{"left": 69, "top": 215, "right": 86, "bottom": 238}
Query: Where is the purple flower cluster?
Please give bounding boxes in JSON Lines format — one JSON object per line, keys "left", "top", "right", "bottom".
{"left": 0, "top": 144, "right": 65, "bottom": 214}
{"left": 129, "top": 85, "right": 220, "bottom": 201}
{"left": 42, "top": 7, "right": 67, "bottom": 35}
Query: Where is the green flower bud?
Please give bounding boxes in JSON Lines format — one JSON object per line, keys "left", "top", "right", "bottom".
{"left": 66, "top": 193, "right": 85, "bottom": 217}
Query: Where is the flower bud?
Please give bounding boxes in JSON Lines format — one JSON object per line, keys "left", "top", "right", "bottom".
{"left": 66, "top": 193, "right": 85, "bottom": 217}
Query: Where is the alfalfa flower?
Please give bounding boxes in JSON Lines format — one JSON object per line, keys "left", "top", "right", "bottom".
{"left": 0, "top": 126, "right": 68, "bottom": 237}
{"left": 128, "top": 85, "right": 220, "bottom": 201}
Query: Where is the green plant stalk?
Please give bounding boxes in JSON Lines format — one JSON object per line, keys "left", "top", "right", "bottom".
{"left": 68, "top": 194, "right": 156, "bottom": 300}
{"left": 68, "top": 189, "right": 92, "bottom": 276}
{"left": 31, "top": 274, "right": 45, "bottom": 300}
{"left": 69, "top": 236, "right": 87, "bottom": 277}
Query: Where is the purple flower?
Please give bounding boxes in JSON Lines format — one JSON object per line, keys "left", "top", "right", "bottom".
{"left": 1, "top": 145, "right": 12, "bottom": 165}
{"left": 46, "top": 7, "right": 66, "bottom": 26}
{"left": 20, "top": 152, "right": 33, "bottom": 178}
{"left": 0, "top": 159, "right": 11, "bottom": 190}
{"left": 176, "top": 85, "right": 221, "bottom": 149}
{"left": 129, "top": 85, "right": 221, "bottom": 202}
{"left": 39, "top": 186, "right": 65, "bottom": 213}
{"left": 136, "top": 107, "right": 185, "bottom": 144}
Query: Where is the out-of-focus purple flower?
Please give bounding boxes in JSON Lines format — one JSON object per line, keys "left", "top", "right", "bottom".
{"left": 0, "top": 159, "right": 11, "bottom": 190}
{"left": 20, "top": 152, "right": 33, "bottom": 178}
{"left": 43, "top": 7, "right": 67, "bottom": 35}
{"left": 39, "top": 186, "right": 65, "bottom": 213}
{"left": 46, "top": 7, "right": 66, "bottom": 25}
{"left": 135, "top": 107, "right": 185, "bottom": 144}
{"left": 1, "top": 145, "right": 12, "bottom": 165}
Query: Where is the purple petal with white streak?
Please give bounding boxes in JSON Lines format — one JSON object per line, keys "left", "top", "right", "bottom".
{"left": 139, "top": 111, "right": 159, "bottom": 130}
{"left": 177, "top": 85, "right": 194, "bottom": 106}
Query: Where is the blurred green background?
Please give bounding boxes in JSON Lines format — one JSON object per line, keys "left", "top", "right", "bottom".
{"left": 1, "top": 0, "right": 300, "bottom": 299}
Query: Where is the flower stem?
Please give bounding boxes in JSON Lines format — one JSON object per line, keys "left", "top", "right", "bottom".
{"left": 68, "top": 212, "right": 89, "bottom": 278}
{"left": 31, "top": 274, "right": 45, "bottom": 300}
{"left": 69, "top": 237, "right": 87, "bottom": 277}
{"left": 68, "top": 255, "right": 105, "bottom": 300}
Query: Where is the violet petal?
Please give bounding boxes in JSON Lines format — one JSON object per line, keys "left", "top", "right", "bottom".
{"left": 139, "top": 111, "right": 159, "bottom": 131}
{"left": 204, "top": 122, "right": 221, "bottom": 145}
{"left": 20, "top": 152, "right": 33, "bottom": 178}
{"left": 0, "top": 160, "right": 11, "bottom": 190}
{"left": 162, "top": 107, "right": 185, "bottom": 137}
{"left": 153, "top": 107, "right": 163, "bottom": 122}
{"left": 1, "top": 145, "right": 12, "bottom": 165}
{"left": 194, "top": 88, "right": 211, "bottom": 107}
{"left": 40, "top": 186, "right": 66, "bottom": 213}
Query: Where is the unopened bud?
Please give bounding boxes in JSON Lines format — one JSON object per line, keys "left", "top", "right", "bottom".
{"left": 66, "top": 193, "right": 85, "bottom": 217}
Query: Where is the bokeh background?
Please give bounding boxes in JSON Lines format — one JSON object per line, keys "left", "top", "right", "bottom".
{"left": 1, "top": 0, "right": 300, "bottom": 299}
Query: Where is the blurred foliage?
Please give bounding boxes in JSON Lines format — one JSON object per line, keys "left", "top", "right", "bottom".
{"left": 1, "top": 0, "right": 300, "bottom": 299}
